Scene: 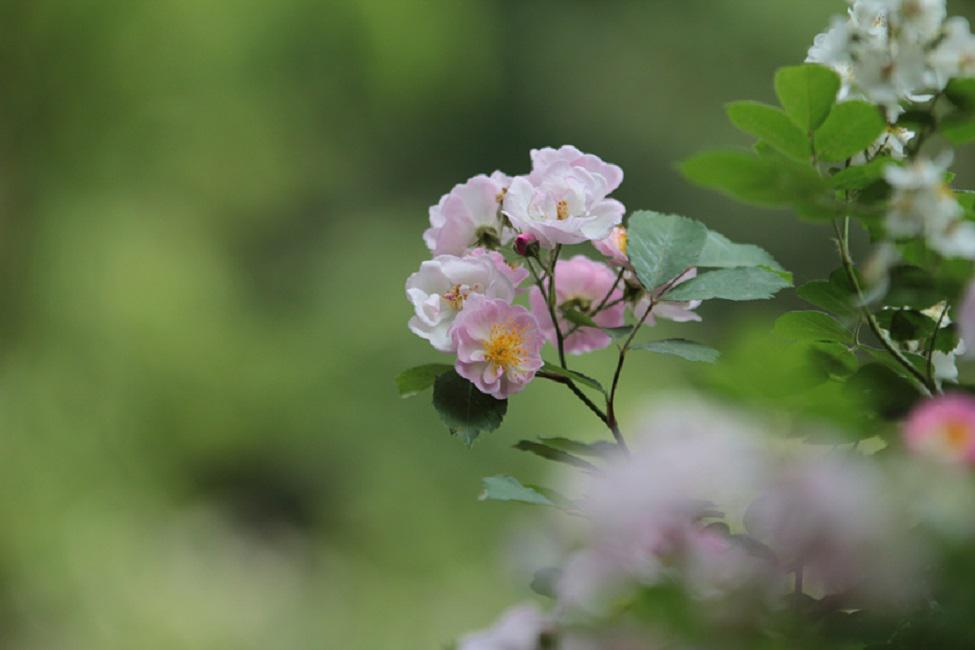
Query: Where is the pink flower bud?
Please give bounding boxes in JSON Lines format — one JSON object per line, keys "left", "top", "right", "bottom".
{"left": 513, "top": 232, "right": 538, "bottom": 257}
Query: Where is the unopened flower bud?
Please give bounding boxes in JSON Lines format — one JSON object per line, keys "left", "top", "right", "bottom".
{"left": 514, "top": 233, "right": 539, "bottom": 257}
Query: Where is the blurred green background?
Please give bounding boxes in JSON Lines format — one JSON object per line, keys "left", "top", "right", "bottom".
{"left": 2, "top": 1, "right": 975, "bottom": 648}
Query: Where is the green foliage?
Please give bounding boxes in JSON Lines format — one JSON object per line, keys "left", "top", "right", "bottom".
{"left": 773, "top": 310, "right": 853, "bottom": 345}
{"left": 829, "top": 157, "right": 893, "bottom": 191}
{"left": 774, "top": 64, "right": 841, "bottom": 131}
{"left": 478, "top": 475, "right": 554, "bottom": 507}
{"left": 664, "top": 267, "right": 793, "bottom": 301}
{"left": 627, "top": 211, "right": 709, "bottom": 289}
{"left": 513, "top": 440, "right": 599, "bottom": 471}
{"left": 940, "top": 110, "right": 975, "bottom": 145}
{"left": 796, "top": 280, "right": 859, "bottom": 320}
{"left": 540, "top": 363, "right": 607, "bottom": 397}
{"left": 630, "top": 338, "right": 720, "bottom": 363}
{"left": 432, "top": 370, "right": 507, "bottom": 445}
{"left": 396, "top": 363, "right": 454, "bottom": 397}
{"left": 813, "top": 100, "right": 886, "bottom": 163}
{"left": 536, "top": 437, "right": 618, "bottom": 458}
{"left": 725, "top": 100, "right": 810, "bottom": 161}
{"left": 698, "top": 229, "right": 784, "bottom": 270}
{"left": 680, "top": 150, "right": 825, "bottom": 206}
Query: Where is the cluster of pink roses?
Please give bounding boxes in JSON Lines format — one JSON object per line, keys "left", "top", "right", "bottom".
{"left": 406, "top": 146, "right": 701, "bottom": 399}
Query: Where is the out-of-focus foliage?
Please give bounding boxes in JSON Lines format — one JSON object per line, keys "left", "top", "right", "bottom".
{"left": 2, "top": 1, "right": 975, "bottom": 648}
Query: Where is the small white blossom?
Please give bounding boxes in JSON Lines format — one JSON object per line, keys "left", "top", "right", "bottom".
{"left": 930, "top": 17, "right": 975, "bottom": 87}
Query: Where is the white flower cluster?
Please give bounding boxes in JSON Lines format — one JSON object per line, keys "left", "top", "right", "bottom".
{"left": 807, "top": 0, "right": 975, "bottom": 120}
{"left": 884, "top": 153, "right": 975, "bottom": 258}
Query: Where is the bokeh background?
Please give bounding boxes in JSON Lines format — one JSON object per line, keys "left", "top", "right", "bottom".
{"left": 2, "top": 1, "right": 975, "bottom": 648}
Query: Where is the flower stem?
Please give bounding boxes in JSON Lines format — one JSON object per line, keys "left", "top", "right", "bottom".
{"left": 832, "top": 218, "right": 935, "bottom": 396}
{"left": 547, "top": 245, "right": 567, "bottom": 368}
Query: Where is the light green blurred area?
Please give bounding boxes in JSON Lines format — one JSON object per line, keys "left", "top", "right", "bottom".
{"left": 1, "top": 1, "right": 975, "bottom": 648}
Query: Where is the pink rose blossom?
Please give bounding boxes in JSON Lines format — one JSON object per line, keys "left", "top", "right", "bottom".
{"left": 593, "top": 225, "right": 629, "bottom": 267}
{"left": 458, "top": 603, "right": 551, "bottom": 650}
{"left": 529, "top": 255, "right": 625, "bottom": 355}
{"left": 903, "top": 394, "right": 975, "bottom": 465}
{"left": 503, "top": 146, "right": 624, "bottom": 248}
{"left": 632, "top": 268, "right": 702, "bottom": 325}
{"left": 469, "top": 247, "right": 530, "bottom": 289}
{"left": 451, "top": 296, "right": 544, "bottom": 399}
{"left": 424, "top": 171, "right": 512, "bottom": 256}
{"left": 406, "top": 254, "right": 517, "bottom": 352}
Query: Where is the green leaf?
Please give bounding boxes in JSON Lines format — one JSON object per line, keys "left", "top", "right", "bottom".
{"left": 697, "top": 229, "right": 783, "bottom": 270}
{"left": 807, "top": 341, "right": 859, "bottom": 379}
{"left": 885, "top": 265, "right": 941, "bottom": 308}
{"left": 479, "top": 475, "right": 554, "bottom": 506}
{"left": 680, "top": 150, "right": 825, "bottom": 206}
{"left": 530, "top": 567, "right": 561, "bottom": 599}
{"left": 433, "top": 370, "right": 507, "bottom": 445}
{"left": 627, "top": 211, "right": 709, "bottom": 290}
{"left": 513, "top": 440, "right": 599, "bottom": 471}
{"left": 561, "top": 306, "right": 598, "bottom": 328}
{"left": 773, "top": 310, "right": 853, "bottom": 345}
{"left": 663, "top": 267, "right": 792, "bottom": 301}
{"left": 537, "top": 436, "right": 618, "bottom": 458}
{"left": 774, "top": 63, "right": 840, "bottom": 131}
{"left": 945, "top": 77, "right": 975, "bottom": 111}
{"left": 631, "top": 338, "right": 720, "bottom": 363}
{"left": 395, "top": 363, "right": 454, "bottom": 398}
{"left": 603, "top": 325, "right": 634, "bottom": 341}
{"left": 725, "top": 100, "right": 811, "bottom": 161}
{"left": 829, "top": 157, "right": 893, "bottom": 191}
{"left": 796, "top": 280, "right": 859, "bottom": 319}
{"left": 813, "top": 100, "right": 886, "bottom": 163}
{"left": 539, "top": 362, "right": 607, "bottom": 397}
{"left": 940, "top": 110, "right": 975, "bottom": 145}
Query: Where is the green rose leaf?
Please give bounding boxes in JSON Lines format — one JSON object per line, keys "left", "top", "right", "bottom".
{"left": 774, "top": 63, "right": 840, "bottom": 131}
{"left": 726, "top": 100, "right": 812, "bottom": 161}
{"left": 940, "top": 111, "right": 975, "bottom": 145}
{"left": 513, "top": 440, "right": 599, "bottom": 471}
{"left": 680, "top": 150, "right": 825, "bottom": 207}
{"left": 945, "top": 77, "right": 975, "bottom": 110}
{"left": 631, "top": 338, "right": 720, "bottom": 363}
{"left": 396, "top": 363, "right": 454, "bottom": 398}
{"left": 698, "top": 229, "right": 784, "bottom": 270}
{"left": 773, "top": 310, "right": 853, "bottom": 345}
{"left": 432, "top": 370, "right": 507, "bottom": 445}
{"left": 663, "top": 267, "right": 793, "bottom": 301}
{"left": 537, "top": 436, "right": 619, "bottom": 458}
{"left": 479, "top": 475, "right": 554, "bottom": 506}
{"left": 829, "top": 156, "right": 893, "bottom": 191}
{"left": 796, "top": 280, "right": 859, "bottom": 319}
{"left": 813, "top": 100, "right": 886, "bottom": 163}
{"left": 539, "top": 362, "right": 607, "bottom": 397}
{"left": 627, "top": 211, "right": 709, "bottom": 290}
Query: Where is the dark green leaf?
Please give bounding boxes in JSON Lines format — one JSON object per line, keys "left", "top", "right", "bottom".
{"left": 631, "top": 338, "right": 720, "bottom": 363}
{"left": 697, "top": 229, "right": 783, "bottom": 270}
{"left": 807, "top": 341, "right": 859, "bottom": 379}
{"left": 603, "top": 325, "right": 634, "bottom": 340}
{"left": 774, "top": 63, "right": 840, "bottom": 131}
{"left": 433, "top": 370, "right": 507, "bottom": 445}
{"left": 725, "top": 100, "right": 811, "bottom": 161}
{"left": 627, "top": 210, "right": 709, "bottom": 290}
{"left": 513, "top": 440, "right": 599, "bottom": 471}
{"left": 848, "top": 362, "right": 923, "bottom": 420}
{"left": 530, "top": 567, "right": 561, "bottom": 599}
{"left": 395, "top": 363, "right": 454, "bottom": 398}
{"left": 773, "top": 310, "right": 853, "bottom": 345}
{"left": 537, "top": 436, "right": 618, "bottom": 458}
{"left": 813, "top": 100, "right": 886, "bottom": 163}
{"left": 479, "top": 475, "right": 554, "bottom": 506}
{"left": 796, "top": 280, "right": 859, "bottom": 319}
{"left": 885, "top": 265, "right": 941, "bottom": 308}
{"left": 561, "top": 306, "right": 598, "bottom": 328}
{"left": 663, "top": 267, "right": 792, "bottom": 301}
{"left": 539, "top": 362, "right": 607, "bottom": 397}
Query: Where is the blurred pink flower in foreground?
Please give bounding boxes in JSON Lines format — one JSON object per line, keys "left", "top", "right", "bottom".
{"left": 904, "top": 394, "right": 975, "bottom": 465}
{"left": 451, "top": 296, "right": 544, "bottom": 399}
{"left": 529, "top": 255, "right": 625, "bottom": 355}
{"left": 458, "top": 603, "right": 551, "bottom": 650}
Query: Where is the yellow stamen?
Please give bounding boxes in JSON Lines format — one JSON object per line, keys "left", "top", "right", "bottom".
{"left": 484, "top": 322, "right": 526, "bottom": 370}
{"left": 496, "top": 187, "right": 508, "bottom": 204}
{"left": 556, "top": 199, "right": 569, "bottom": 221}
{"left": 942, "top": 420, "right": 973, "bottom": 452}
{"left": 618, "top": 228, "right": 628, "bottom": 255}
{"left": 443, "top": 284, "right": 470, "bottom": 310}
